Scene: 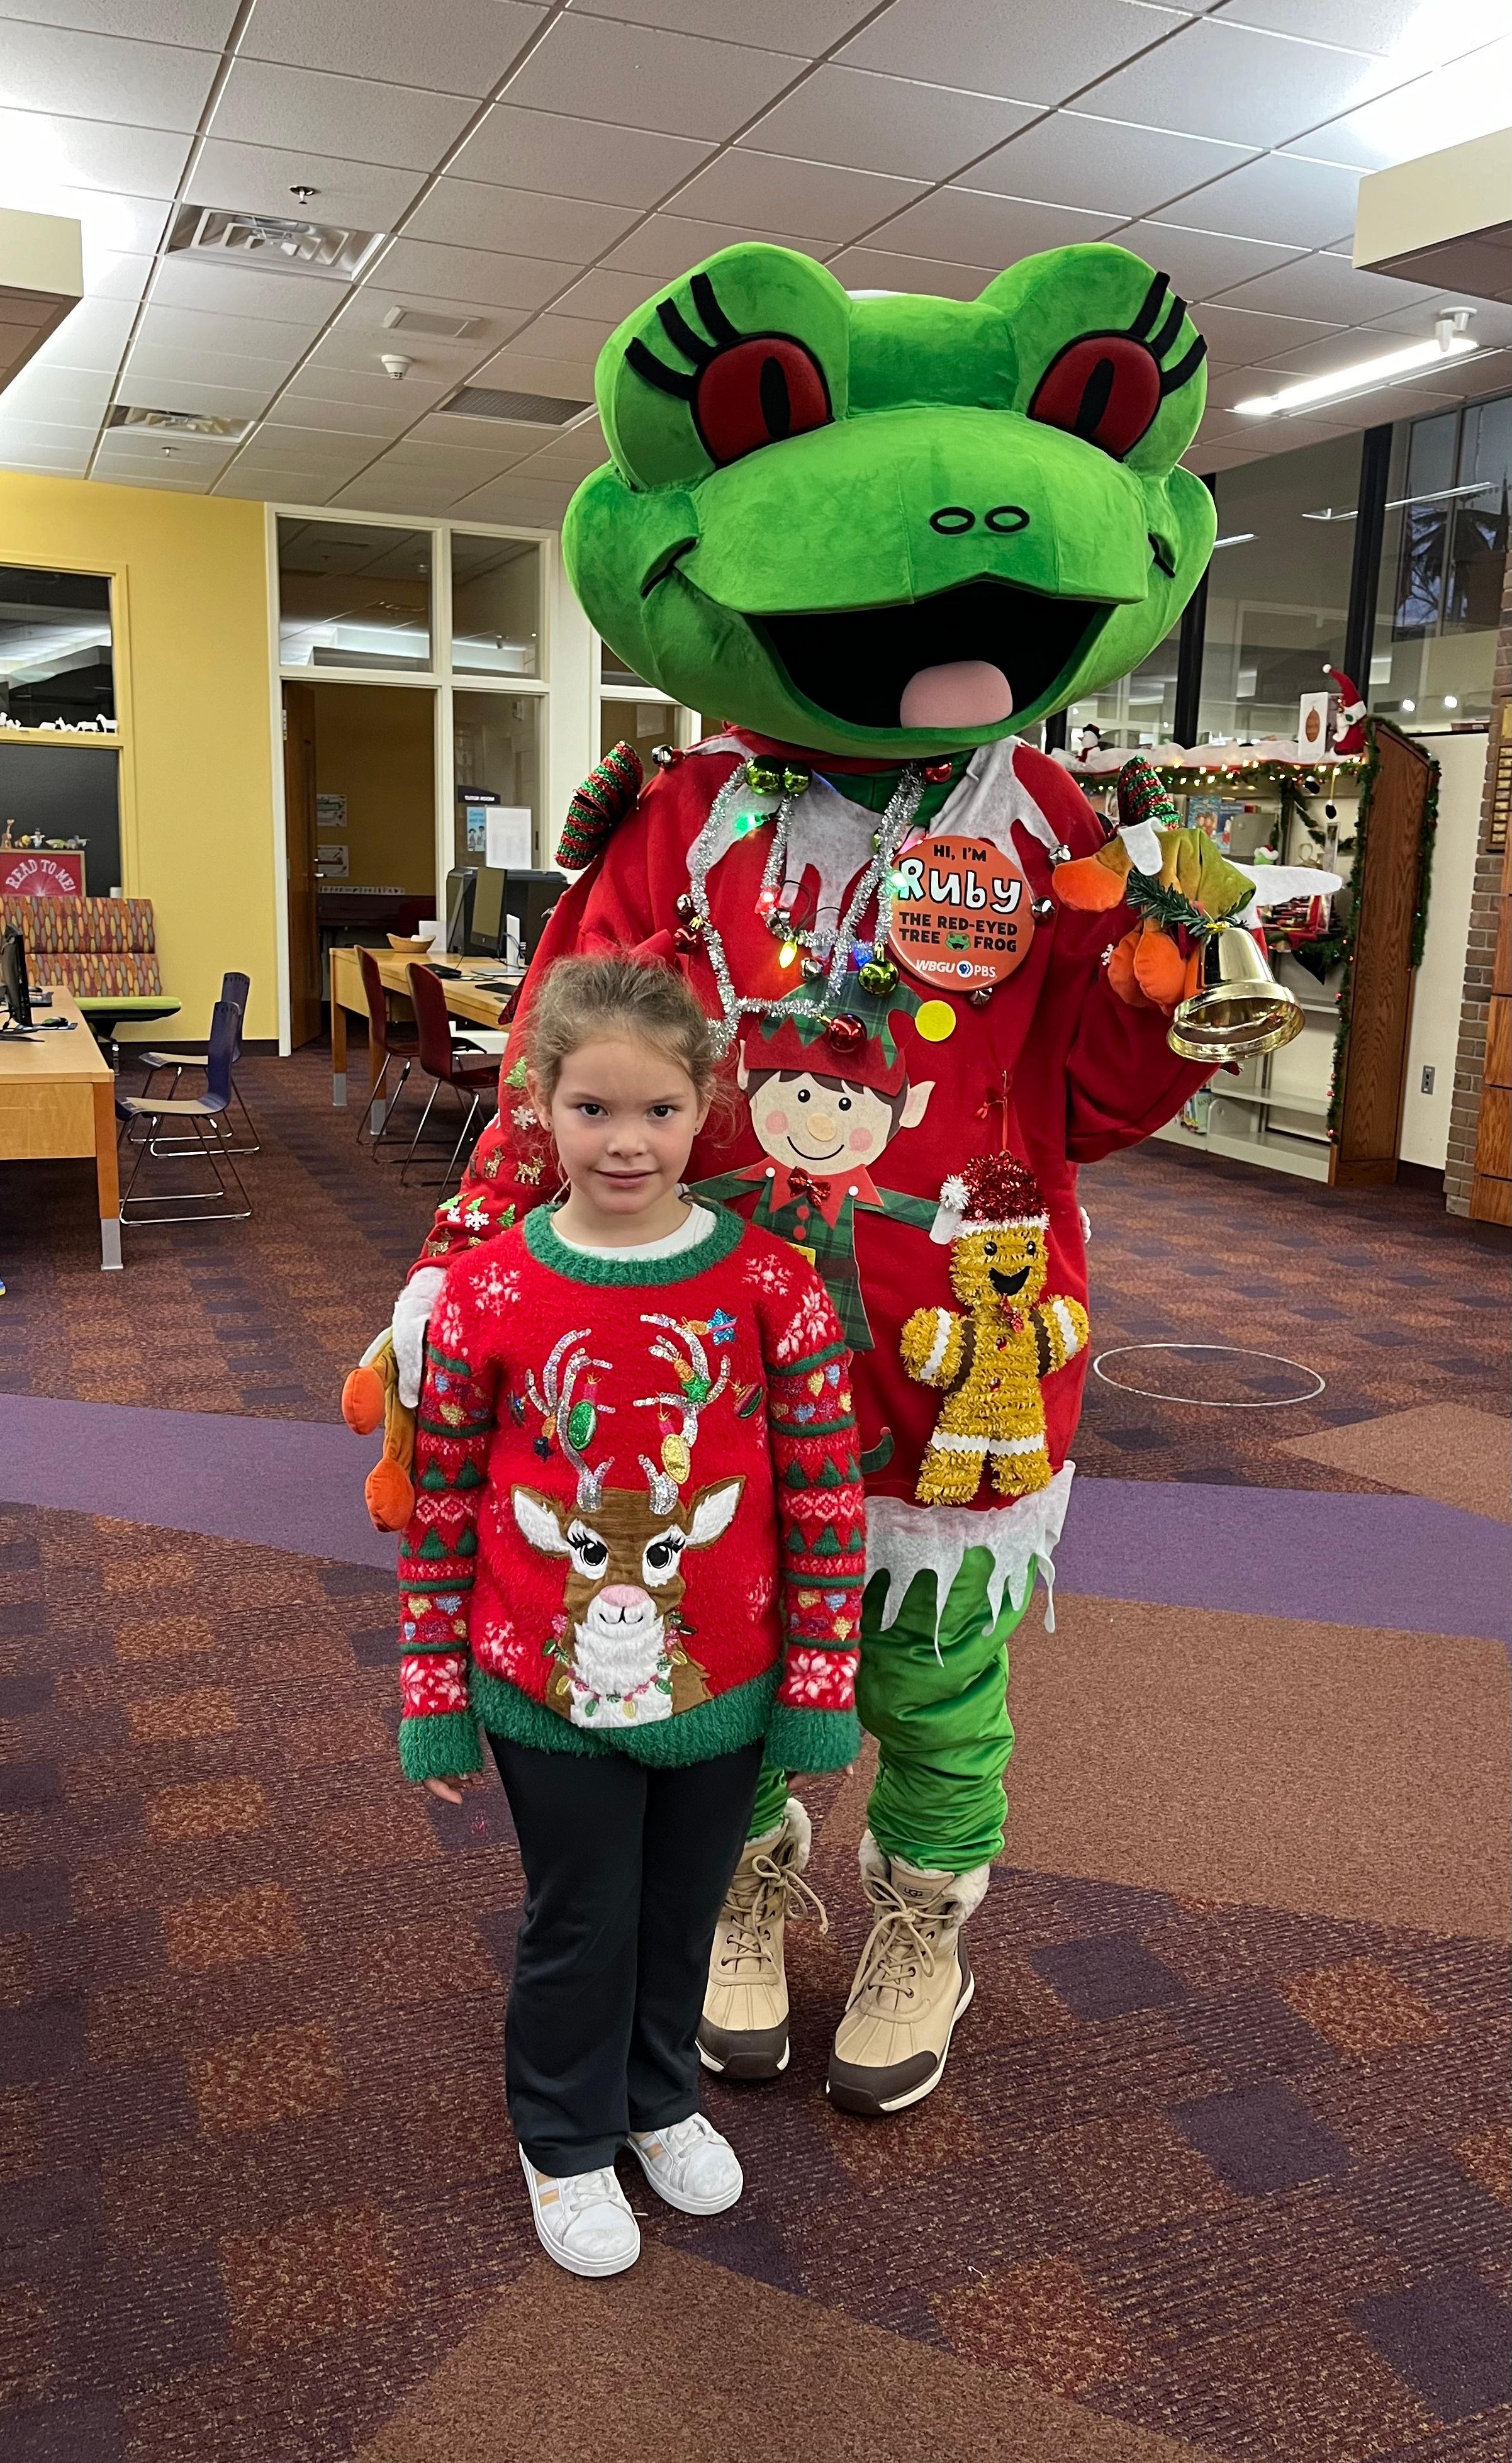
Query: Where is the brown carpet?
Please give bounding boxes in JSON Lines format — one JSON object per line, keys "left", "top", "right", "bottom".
{"left": 1274, "top": 1405, "right": 1512, "bottom": 1522}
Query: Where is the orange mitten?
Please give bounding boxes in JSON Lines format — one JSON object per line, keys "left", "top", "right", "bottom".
{"left": 1131, "top": 916, "right": 1187, "bottom": 1008}
{"left": 342, "top": 1332, "right": 417, "bottom": 1534}
{"left": 1107, "top": 924, "right": 1149, "bottom": 1006}
{"left": 1054, "top": 841, "right": 1130, "bottom": 911}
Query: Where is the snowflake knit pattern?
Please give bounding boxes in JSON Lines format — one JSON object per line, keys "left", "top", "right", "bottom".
{"left": 397, "top": 1202, "right": 865, "bottom": 1783}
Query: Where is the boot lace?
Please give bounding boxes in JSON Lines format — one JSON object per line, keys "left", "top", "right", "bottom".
{"left": 718, "top": 1849, "right": 829, "bottom": 1976}
{"left": 848, "top": 1879, "right": 939, "bottom": 2014}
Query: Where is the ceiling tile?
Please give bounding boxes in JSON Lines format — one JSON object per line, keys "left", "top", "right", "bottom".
{"left": 825, "top": 246, "right": 999, "bottom": 301}
{"left": 31, "top": 297, "right": 138, "bottom": 373}
{"left": 1214, "top": 250, "right": 1443, "bottom": 323}
{"left": 1161, "top": 150, "right": 1362, "bottom": 249}
{"left": 0, "top": 106, "right": 193, "bottom": 198}
{"left": 672, "top": 150, "right": 926, "bottom": 246}
{"left": 1117, "top": 218, "right": 1309, "bottom": 299}
{"left": 94, "top": 427, "right": 238, "bottom": 464}
{"left": 1280, "top": 40, "right": 1512, "bottom": 172}
{"left": 1079, "top": 17, "right": 1408, "bottom": 149}
{"left": 968, "top": 111, "right": 1255, "bottom": 219}
{"left": 1243, "top": 322, "right": 1397, "bottom": 377}
{"left": 327, "top": 469, "right": 464, "bottom": 512}
{"left": 187, "top": 141, "right": 426, "bottom": 229}
{"left": 240, "top": 0, "right": 546, "bottom": 96}
{"left": 0, "top": 414, "right": 101, "bottom": 453}
{"left": 85, "top": 251, "right": 157, "bottom": 305}
{"left": 0, "top": 1, "right": 239, "bottom": 38}
{"left": 125, "top": 337, "right": 298, "bottom": 391}
{"left": 445, "top": 472, "right": 568, "bottom": 520}
{"left": 568, "top": 0, "right": 873, "bottom": 48}
{"left": 868, "top": 189, "right": 1120, "bottom": 269}
{"left": 0, "top": 21, "right": 219, "bottom": 129}
{"left": 42, "top": 188, "right": 174, "bottom": 261}
{"left": 500, "top": 16, "right": 802, "bottom": 139}
{"left": 604, "top": 213, "right": 828, "bottom": 280}
{"left": 0, "top": 443, "right": 94, "bottom": 476}
{"left": 145, "top": 258, "right": 343, "bottom": 328}
{"left": 551, "top": 267, "right": 661, "bottom": 324}
{"left": 238, "top": 422, "right": 381, "bottom": 464}
{"left": 464, "top": 348, "right": 603, "bottom": 398}
{"left": 282, "top": 362, "right": 455, "bottom": 408}
{"left": 1212, "top": 0, "right": 1494, "bottom": 70}
{"left": 0, "top": 364, "right": 112, "bottom": 420}
{"left": 248, "top": 390, "right": 418, "bottom": 435}
{"left": 366, "top": 437, "right": 522, "bottom": 481}
{"left": 374, "top": 239, "right": 574, "bottom": 312}
{"left": 131, "top": 301, "right": 310, "bottom": 360}
{"left": 116, "top": 373, "right": 276, "bottom": 418}
{"left": 742, "top": 67, "right": 1038, "bottom": 182}
{"left": 1191, "top": 300, "right": 1349, "bottom": 363}
{"left": 450, "top": 104, "right": 715, "bottom": 208}
{"left": 210, "top": 59, "right": 477, "bottom": 170}
{"left": 404, "top": 179, "right": 639, "bottom": 262}
{"left": 304, "top": 294, "right": 527, "bottom": 374}
{"left": 839, "top": 0, "right": 1184, "bottom": 105}
{"left": 216, "top": 466, "right": 340, "bottom": 501}
{"left": 410, "top": 409, "right": 537, "bottom": 454}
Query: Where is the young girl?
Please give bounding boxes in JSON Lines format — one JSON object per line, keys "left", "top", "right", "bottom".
{"left": 396, "top": 956, "right": 863, "bottom": 2277}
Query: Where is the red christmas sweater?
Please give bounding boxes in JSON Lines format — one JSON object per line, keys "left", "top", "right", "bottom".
{"left": 410, "top": 733, "right": 1211, "bottom": 1610}
{"left": 396, "top": 1201, "right": 865, "bottom": 1782}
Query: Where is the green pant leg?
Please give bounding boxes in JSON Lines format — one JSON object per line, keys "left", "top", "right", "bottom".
{"left": 857, "top": 1550, "right": 1028, "bottom": 1875}
{"left": 747, "top": 1756, "right": 790, "bottom": 1841}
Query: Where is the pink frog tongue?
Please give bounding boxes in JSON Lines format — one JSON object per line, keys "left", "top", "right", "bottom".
{"left": 899, "top": 660, "right": 1014, "bottom": 731}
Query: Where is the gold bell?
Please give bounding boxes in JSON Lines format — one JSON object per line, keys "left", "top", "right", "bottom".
{"left": 1167, "top": 919, "right": 1304, "bottom": 1063}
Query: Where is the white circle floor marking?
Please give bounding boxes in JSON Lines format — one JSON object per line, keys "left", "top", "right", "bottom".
{"left": 1090, "top": 1342, "right": 1327, "bottom": 1408}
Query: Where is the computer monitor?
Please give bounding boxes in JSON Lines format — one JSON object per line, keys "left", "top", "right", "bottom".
{"left": 498, "top": 870, "right": 565, "bottom": 965}
{"left": 444, "top": 867, "right": 477, "bottom": 955}
{"left": 1, "top": 924, "right": 32, "bottom": 1029}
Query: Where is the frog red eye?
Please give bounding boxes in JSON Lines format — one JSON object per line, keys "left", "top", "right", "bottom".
{"left": 693, "top": 336, "right": 830, "bottom": 466}
{"left": 1029, "top": 336, "right": 1163, "bottom": 459}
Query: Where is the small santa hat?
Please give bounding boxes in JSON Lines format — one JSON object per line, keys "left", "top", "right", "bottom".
{"left": 929, "top": 1152, "right": 1050, "bottom": 1244}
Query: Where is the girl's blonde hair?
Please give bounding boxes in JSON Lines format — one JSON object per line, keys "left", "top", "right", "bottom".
{"left": 524, "top": 955, "right": 728, "bottom": 1116}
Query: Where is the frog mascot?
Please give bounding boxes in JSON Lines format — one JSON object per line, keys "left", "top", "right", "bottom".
{"left": 371, "top": 238, "right": 1328, "bottom": 2118}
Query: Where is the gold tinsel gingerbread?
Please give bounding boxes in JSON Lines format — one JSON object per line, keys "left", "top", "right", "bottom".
{"left": 900, "top": 1153, "right": 1088, "bottom": 1506}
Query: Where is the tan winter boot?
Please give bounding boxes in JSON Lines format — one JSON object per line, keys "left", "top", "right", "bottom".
{"left": 698, "top": 1801, "right": 826, "bottom": 2081}
{"left": 827, "top": 1833, "right": 988, "bottom": 2117}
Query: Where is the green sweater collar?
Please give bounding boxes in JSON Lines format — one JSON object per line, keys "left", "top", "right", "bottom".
{"left": 525, "top": 1197, "right": 745, "bottom": 1286}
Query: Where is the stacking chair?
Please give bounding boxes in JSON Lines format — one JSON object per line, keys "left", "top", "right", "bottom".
{"left": 357, "top": 946, "right": 421, "bottom": 1149}
{"left": 116, "top": 997, "right": 252, "bottom": 1226}
{"left": 400, "top": 962, "right": 502, "bottom": 1188}
{"left": 130, "top": 970, "right": 260, "bottom": 1154}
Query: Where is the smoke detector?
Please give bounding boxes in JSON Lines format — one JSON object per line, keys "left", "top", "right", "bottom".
{"left": 167, "top": 203, "right": 382, "bottom": 281}
{"left": 379, "top": 354, "right": 412, "bottom": 380}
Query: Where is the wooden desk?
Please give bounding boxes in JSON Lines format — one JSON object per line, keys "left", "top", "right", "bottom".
{"left": 327, "top": 946, "right": 522, "bottom": 1110}
{"left": 0, "top": 986, "right": 121, "bottom": 1269}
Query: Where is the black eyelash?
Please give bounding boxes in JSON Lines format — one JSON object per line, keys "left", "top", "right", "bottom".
{"left": 1159, "top": 335, "right": 1207, "bottom": 396}
{"left": 1126, "top": 266, "right": 1208, "bottom": 397}
{"left": 626, "top": 274, "right": 745, "bottom": 401}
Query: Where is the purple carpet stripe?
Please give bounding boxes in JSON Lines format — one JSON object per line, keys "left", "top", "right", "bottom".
{"left": 1, "top": 1396, "right": 1508, "bottom": 1639}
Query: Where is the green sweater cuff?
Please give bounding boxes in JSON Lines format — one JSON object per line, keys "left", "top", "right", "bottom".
{"left": 398, "top": 1710, "right": 483, "bottom": 1783}
{"left": 766, "top": 1703, "right": 860, "bottom": 1775}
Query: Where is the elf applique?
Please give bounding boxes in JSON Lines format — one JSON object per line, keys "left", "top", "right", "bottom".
{"left": 901, "top": 1153, "right": 1088, "bottom": 1505}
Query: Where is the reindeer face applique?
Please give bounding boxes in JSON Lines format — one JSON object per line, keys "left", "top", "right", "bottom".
{"left": 511, "top": 1318, "right": 745, "bottom": 1730}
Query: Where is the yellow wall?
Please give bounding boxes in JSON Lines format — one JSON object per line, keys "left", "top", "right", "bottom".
{"left": 0, "top": 471, "right": 278, "bottom": 1039}
{"left": 309, "top": 679, "right": 434, "bottom": 894}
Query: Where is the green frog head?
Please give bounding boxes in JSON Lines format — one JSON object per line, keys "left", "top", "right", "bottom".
{"left": 563, "top": 241, "right": 1215, "bottom": 760}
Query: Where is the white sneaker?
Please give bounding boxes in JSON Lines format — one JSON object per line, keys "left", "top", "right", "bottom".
{"left": 518, "top": 2142, "right": 641, "bottom": 2277}
{"left": 627, "top": 2112, "right": 744, "bottom": 2216}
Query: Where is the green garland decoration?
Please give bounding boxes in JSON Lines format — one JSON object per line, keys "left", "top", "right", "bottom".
{"left": 1324, "top": 715, "right": 1438, "bottom": 1140}
{"left": 1122, "top": 865, "right": 1247, "bottom": 940}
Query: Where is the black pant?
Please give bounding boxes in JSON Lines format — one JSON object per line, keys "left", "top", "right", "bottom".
{"left": 489, "top": 1733, "right": 765, "bottom": 2174}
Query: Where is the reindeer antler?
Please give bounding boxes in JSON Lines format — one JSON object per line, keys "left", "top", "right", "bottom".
{"left": 634, "top": 1314, "right": 730, "bottom": 1513}
{"left": 525, "top": 1328, "right": 615, "bottom": 1508}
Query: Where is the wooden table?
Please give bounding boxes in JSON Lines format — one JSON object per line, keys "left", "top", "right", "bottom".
{"left": 327, "top": 946, "right": 522, "bottom": 1111}
{"left": 0, "top": 985, "right": 121, "bottom": 1269}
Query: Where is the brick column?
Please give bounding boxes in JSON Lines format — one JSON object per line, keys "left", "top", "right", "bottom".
{"left": 1445, "top": 551, "right": 1511, "bottom": 1215}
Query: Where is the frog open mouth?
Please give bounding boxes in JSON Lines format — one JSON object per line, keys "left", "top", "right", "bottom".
{"left": 755, "top": 577, "right": 1115, "bottom": 732}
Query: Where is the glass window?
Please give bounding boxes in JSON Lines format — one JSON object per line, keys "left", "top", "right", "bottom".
{"left": 277, "top": 520, "right": 432, "bottom": 670}
{"left": 600, "top": 695, "right": 688, "bottom": 770}
{"left": 1197, "top": 433, "right": 1361, "bottom": 743}
{"left": 454, "top": 690, "right": 542, "bottom": 950}
{"left": 1065, "top": 624, "right": 1182, "bottom": 753}
{"left": 0, "top": 566, "right": 113, "bottom": 727}
{"left": 1372, "top": 391, "right": 1510, "bottom": 727}
{"left": 451, "top": 535, "right": 540, "bottom": 677}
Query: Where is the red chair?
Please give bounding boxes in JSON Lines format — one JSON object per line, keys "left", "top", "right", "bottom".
{"left": 401, "top": 962, "right": 503, "bottom": 1187}
{"left": 356, "top": 945, "right": 421, "bottom": 1148}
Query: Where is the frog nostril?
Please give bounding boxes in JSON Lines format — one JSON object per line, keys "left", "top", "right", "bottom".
{"left": 929, "top": 506, "right": 975, "bottom": 534}
{"left": 985, "top": 504, "right": 1029, "bottom": 534}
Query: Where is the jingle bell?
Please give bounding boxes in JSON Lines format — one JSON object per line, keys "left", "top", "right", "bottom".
{"left": 652, "top": 743, "right": 681, "bottom": 769}
{"left": 745, "top": 758, "right": 782, "bottom": 795}
{"left": 857, "top": 958, "right": 898, "bottom": 996}
{"left": 922, "top": 758, "right": 954, "bottom": 783}
{"left": 826, "top": 1013, "right": 866, "bottom": 1057}
{"left": 782, "top": 763, "right": 811, "bottom": 797}
{"left": 1167, "top": 921, "right": 1304, "bottom": 1063}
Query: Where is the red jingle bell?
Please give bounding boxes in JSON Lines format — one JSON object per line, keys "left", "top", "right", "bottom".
{"left": 825, "top": 1013, "right": 866, "bottom": 1058}
{"left": 673, "top": 925, "right": 702, "bottom": 955}
{"left": 921, "top": 758, "right": 954, "bottom": 784}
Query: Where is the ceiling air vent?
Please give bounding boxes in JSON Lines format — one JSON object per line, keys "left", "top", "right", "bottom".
{"left": 108, "top": 404, "right": 250, "bottom": 439}
{"left": 382, "top": 306, "right": 486, "bottom": 341}
{"left": 167, "top": 203, "right": 381, "bottom": 281}
{"left": 440, "top": 385, "right": 591, "bottom": 426}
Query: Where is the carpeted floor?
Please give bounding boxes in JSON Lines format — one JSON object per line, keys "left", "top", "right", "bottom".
{"left": 1, "top": 1044, "right": 1508, "bottom": 2463}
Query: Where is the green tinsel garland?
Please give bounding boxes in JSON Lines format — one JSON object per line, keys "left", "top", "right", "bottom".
{"left": 1324, "top": 715, "right": 1438, "bottom": 1140}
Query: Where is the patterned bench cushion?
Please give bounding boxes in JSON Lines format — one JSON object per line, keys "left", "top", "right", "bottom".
{"left": 1, "top": 895, "right": 162, "bottom": 992}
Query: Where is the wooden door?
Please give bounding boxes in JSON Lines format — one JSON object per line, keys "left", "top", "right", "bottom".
{"left": 283, "top": 681, "right": 321, "bottom": 1049}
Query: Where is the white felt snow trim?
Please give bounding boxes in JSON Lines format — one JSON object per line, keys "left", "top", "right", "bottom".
{"left": 392, "top": 1265, "right": 447, "bottom": 1409}
{"left": 921, "top": 1308, "right": 954, "bottom": 1383}
{"left": 1080, "top": 1206, "right": 1092, "bottom": 1245}
{"left": 930, "top": 1204, "right": 963, "bottom": 1245}
{"left": 930, "top": 1428, "right": 1043, "bottom": 1455}
{"left": 1228, "top": 859, "right": 1343, "bottom": 928}
{"left": 1119, "top": 819, "right": 1163, "bottom": 876}
{"left": 935, "top": 738, "right": 1068, "bottom": 861}
{"left": 939, "top": 1174, "right": 968, "bottom": 1214}
{"left": 1051, "top": 1296, "right": 1083, "bottom": 1358}
{"left": 866, "top": 1466, "right": 1075, "bottom": 1629}
{"left": 953, "top": 1212, "right": 1050, "bottom": 1235}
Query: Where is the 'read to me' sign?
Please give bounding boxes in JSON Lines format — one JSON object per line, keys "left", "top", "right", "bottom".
{"left": 887, "top": 833, "right": 1033, "bottom": 990}
{"left": 0, "top": 851, "right": 86, "bottom": 898}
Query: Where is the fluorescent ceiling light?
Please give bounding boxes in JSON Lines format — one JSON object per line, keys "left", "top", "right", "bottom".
{"left": 1234, "top": 332, "right": 1478, "bottom": 418}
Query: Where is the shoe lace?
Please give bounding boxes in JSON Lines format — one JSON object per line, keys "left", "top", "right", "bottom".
{"left": 719, "top": 1849, "right": 829, "bottom": 1975}
{"left": 558, "top": 2167, "right": 622, "bottom": 2221}
{"left": 849, "top": 1880, "right": 939, "bottom": 2012}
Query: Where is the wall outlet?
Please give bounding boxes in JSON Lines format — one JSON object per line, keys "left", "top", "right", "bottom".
{"left": 1421, "top": 1064, "right": 1436, "bottom": 1094}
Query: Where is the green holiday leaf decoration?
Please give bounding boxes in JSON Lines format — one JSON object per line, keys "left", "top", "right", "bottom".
{"left": 784, "top": 1461, "right": 809, "bottom": 1490}
{"left": 420, "top": 1464, "right": 447, "bottom": 1491}
{"left": 457, "top": 1461, "right": 486, "bottom": 1489}
{"left": 818, "top": 1459, "right": 843, "bottom": 1488}
{"left": 418, "top": 1530, "right": 447, "bottom": 1560}
{"left": 813, "top": 1527, "right": 843, "bottom": 1557}
{"left": 456, "top": 1529, "right": 478, "bottom": 1556}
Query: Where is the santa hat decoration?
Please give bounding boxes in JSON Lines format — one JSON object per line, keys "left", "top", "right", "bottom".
{"left": 929, "top": 1152, "right": 1050, "bottom": 1244}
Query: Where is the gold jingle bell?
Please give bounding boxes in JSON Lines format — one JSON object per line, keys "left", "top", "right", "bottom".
{"left": 1167, "top": 920, "right": 1304, "bottom": 1064}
